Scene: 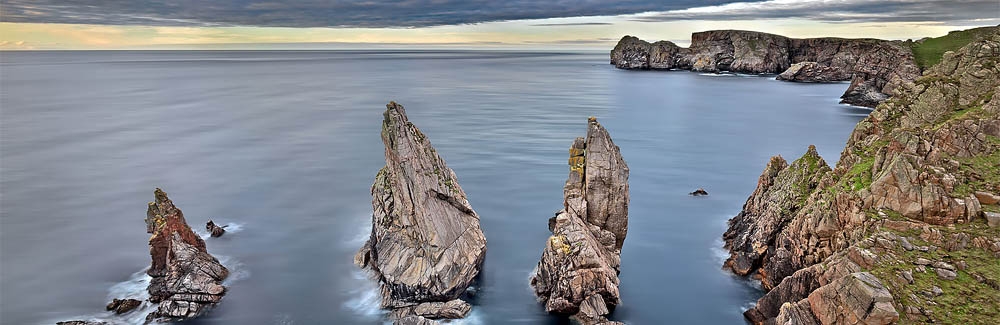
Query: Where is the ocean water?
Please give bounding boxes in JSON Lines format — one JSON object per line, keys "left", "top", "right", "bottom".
{"left": 0, "top": 50, "right": 871, "bottom": 324}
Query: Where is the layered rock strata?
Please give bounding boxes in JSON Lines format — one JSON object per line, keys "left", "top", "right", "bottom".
{"left": 610, "top": 30, "right": 921, "bottom": 107}
{"left": 355, "top": 102, "right": 487, "bottom": 323}
{"left": 530, "top": 117, "right": 629, "bottom": 325}
{"left": 725, "top": 29, "right": 1000, "bottom": 324}
{"left": 144, "top": 188, "right": 229, "bottom": 322}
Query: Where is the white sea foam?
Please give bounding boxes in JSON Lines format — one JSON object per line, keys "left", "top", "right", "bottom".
{"left": 344, "top": 270, "right": 386, "bottom": 320}
{"left": 52, "top": 253, "right": 248, "bottom": 324}
{"left": 196, "top": 221, "right": 246, "bottom": 239}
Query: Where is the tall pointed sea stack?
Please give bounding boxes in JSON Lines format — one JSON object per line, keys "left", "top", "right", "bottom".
{"left": 530, "top": 117, "right": 629, "bottom": 325}
{"left": 355, "top": 102, "right": 488, "bottom": 323}
{"left": 144, "top": 188, "right": 229, "bottom": 323}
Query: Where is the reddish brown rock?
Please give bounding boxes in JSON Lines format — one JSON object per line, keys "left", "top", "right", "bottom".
{"left": 144, "top": 188, "right": 229, "bottom": 322}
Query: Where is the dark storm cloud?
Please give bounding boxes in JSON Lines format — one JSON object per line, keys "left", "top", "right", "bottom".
{"left": 1, "top": 0, "right": 737, "bottom": 28}
{"left": 632, "top": 0, "right": 1000, "bottom": 24}
{"left": 3, "top": 0, "right": 995, "bottom": 28}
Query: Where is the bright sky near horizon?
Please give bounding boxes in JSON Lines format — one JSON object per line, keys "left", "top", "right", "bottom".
{"left": 1, "top": 0, "right": 998, "bottom": 50}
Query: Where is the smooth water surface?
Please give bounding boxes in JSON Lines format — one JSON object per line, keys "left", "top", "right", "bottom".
{"left": 0, "top": 50, "right": 870, "bottom": 324}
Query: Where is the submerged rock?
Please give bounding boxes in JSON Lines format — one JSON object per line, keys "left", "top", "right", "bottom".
{"left": 530, "top": 117, "right": 629, "bottom": 324}
{"left": 206, "top": 220, "right": 226, "bottom": 237}
{"left": 105, "top": 298, "right": 142, "bottom": 314}
{"left": 689, "top": 188, "right": 709, "bottom": 196}
{"left": 144, "top": 188, "right": 229, "bottom": 323}
{"left": 355, "top": 102, "right": 487, "bottom": 321}
{"left": 57, "top": 321, "right": 108, "bottom": 325}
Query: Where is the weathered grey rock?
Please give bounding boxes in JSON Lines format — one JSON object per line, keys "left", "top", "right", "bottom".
{"left": 106, "top": 298, "right": 142, "bottom": 314}
{"left": 144, "top": 189, "right": 228, "bottom": 323}
{"left": 934, "top": 268, "right": 957, "bottom": 280}
{"left": 394, "top": 315, "right": 439, "bottom": 325}
{"left": 777, "top": 62, "right": 847, "bottom": 83}
{"left": 807, "top": 272, "right": 899, "bottom": 325}
{"left": 530, "top": 117, "right": 629, "bottom": 325}
{"left": 355, "top": 102, "right": 486, "bottom": 320}
{"left": 775, "top": 300, "right": 820, "bottom": 325}
{"left": 986, "top": 212, "right": 1000, "bottom": 228}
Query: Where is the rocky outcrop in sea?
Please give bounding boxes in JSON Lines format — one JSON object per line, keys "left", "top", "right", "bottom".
{"left": 610, "top": 30, "right": 921, "bottom": 108}
{"left": 355, "top": 102, "right": 488, "bottom": 324}
{"left": 530, "top": 117, "right": 629, "bottom": 325}
{"left": 724, "top": 29, "right": 1000, "bottom": 324}
{"left": 144, "top": 188, "right": 229, "bottom": 322}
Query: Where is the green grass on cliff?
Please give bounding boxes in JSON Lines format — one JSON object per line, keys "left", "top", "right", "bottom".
{"left": 907, "top": 27, "right": 998, "bottom": 70}
{"left": 871, "top": 220, "right": 1000, "bottom": 324}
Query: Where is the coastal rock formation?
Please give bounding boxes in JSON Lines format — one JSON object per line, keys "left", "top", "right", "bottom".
{"left": 776, "top": 62, "right": 845, "bottom": 83}
{"left": 609, "top": 30, "right": 921, "bottom": 107}
{"left": 530, "top": 117, "right": 629, "bottom": 325}
{"left": 144, "top": 188, "right": 229, "bottom": 323}
{"left": 354, "top": 102, "right": 487, "bottom": 322}
{"left": 726, "top": 29, "right": 1000, "bottom": 324}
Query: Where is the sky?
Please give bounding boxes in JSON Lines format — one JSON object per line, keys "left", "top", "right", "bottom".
{"left": 1, "top": 0, "right": 998, "bottom": 50}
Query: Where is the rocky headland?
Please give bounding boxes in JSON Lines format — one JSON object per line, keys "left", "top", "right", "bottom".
{"left": 723, "top": 29, "right": 1000, "bottom": 324}
{"left": 530, "top": 117, "right": 630, "bottom": 325}
{"left": 144, "top": 188, "right": 230, "bottom": 323}
{"left": 610, "top": 30, "right": 922, "bottom": 107}
{"left": 355, "top": 102, "right": 488, "bottom": 324}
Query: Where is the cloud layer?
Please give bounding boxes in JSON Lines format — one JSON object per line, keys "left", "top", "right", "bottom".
{"left": 631, "top": 0, "right": 1000, "bottom": 24}
{"left": 2, "top": 0, "right": 735, "bottom": 28}
{"left": 3, "top": 0, "right": 995, "bottom": 28}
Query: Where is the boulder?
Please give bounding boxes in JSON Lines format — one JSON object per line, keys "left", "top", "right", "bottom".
{"left": 689, "top": 188, "right": 709, "bottom": 196}
{"left": 205, "top": 220, "right": 226, "bottom": 238}
{"left": 105, "top": 298, "right": 142, "bottom": 314}
{"left": 355, "top": 102, "right": 486, "bottom": 320}
{"left": 975, "top": 191, "right": 1000, "bottom": 205}
{"left": 530, "top": 117, "right": 629, "bottom": 324}
{"left": 144, "top": 188, "right": 229, "bottom": 322}
{"left": 986, "top": 212, "right": 1000, "bottom": 228}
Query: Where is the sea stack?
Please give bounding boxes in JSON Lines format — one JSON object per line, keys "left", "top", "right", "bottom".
{"left": 530, "top": 117, "right": 630, "bottom": 325}
{"left": 355, "top": 102, "right": 487, "bottom": 323}
{"left": 144, "top": 188, "right": 229, "bottom": 322}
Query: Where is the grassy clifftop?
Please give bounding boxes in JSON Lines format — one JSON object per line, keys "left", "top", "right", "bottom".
{"left": 906, "top": 26, "right": 999, "bottom": 69}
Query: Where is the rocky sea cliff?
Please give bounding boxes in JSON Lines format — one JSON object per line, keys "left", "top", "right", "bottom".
{"left": 610, "top": 30, "right": 921, "bottom": 107}
{"left": 722, "top": 28, "right": 1000, "bottom": 324}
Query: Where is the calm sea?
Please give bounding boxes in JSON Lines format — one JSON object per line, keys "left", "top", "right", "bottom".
{"left": 0, "top": 50, "right": 870, "bottom": 324}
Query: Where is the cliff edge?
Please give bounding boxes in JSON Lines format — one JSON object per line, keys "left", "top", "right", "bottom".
{"left": 724, "top": 29, "right": 1000, "bottom": 324}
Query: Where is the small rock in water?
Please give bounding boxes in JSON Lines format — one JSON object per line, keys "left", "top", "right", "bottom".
{"left": 57, "top": 322, "right": 108, "bottom": 325}
{"left": 106, "top": 298, "right": 142, "bottom": 314}
{"left": 690, "top": 188, "right": 709, "bottom": 196}
{"left": 206, "top": 220, "right": 226, "bottom": 238}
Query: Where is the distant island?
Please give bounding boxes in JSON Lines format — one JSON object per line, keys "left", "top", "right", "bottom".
{"left": 610, "top": 26, "right": 998, "bottom": 108}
